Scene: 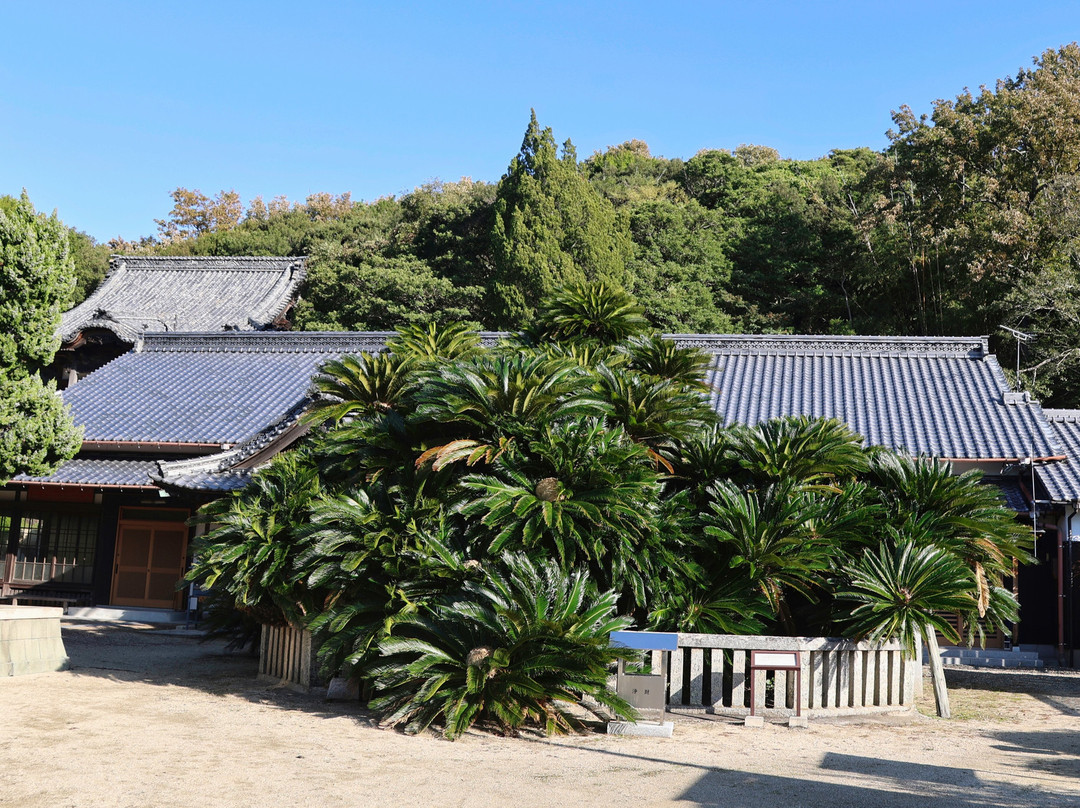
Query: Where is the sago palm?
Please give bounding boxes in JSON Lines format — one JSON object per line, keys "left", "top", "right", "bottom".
{"left": 415, "top": 353, "right": 606, "bottom": 446}
{"left": 623, "top": 334, "right": 712, "bottom": 392}
{"left": 530, "top": 280, "right": 650, "bottom": 346}
{"left": 187, "top": 450, "right": 322, "bottom": 625}
{"left": 867, "top": 452, "right": 1031, "bottom": 639}
{"left": 594, "top": 364, "right": 717, "bottom": 457}
{"left": 458, "top": 419, "right": 664, "bottom": 609}
{"left": 386, "top": 321, "right": 483, "bottom": 364}
{"left": 727, "top": 416, "right": 869, "bottom": 489}
{"left": 700, "top": 480, "right": 839, "bottom": 631}
{"left": 308, "top": 350, "right": 417, "bottom": 425}
{"left": 368, "top": 554, "right": 637, "bottom": 739}
{"left": 836, "top": 531, "right": 997, "bottom": 718}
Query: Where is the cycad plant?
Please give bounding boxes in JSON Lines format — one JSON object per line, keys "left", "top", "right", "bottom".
{"left": 528, "top": 280, "right": 649, "bottom": 346}
{"left": 699, "top": 480, "right": 841, "bottom": 632}
{"left": 386, "top": 321, "right": 483, "bottom": 364}
{"left": 458, "top": 418, "right": 664, "bottom": 609}
{"left": 368, "top": 554, "right": 637, "bottom": 739}
{"left": 867, "top": 453, "right": 1030, "bottom": 644}
{"left": 186, "top": 450, "right": 322, "bottom": 625}
{"left": 836, "top": 531, "right": 993, "bottom": 718}
{"left": 623, "top": 334, "right": 712, "bottom": 392}
{"left": 727, "top": 416, "right": 869, "bottom": 490}
{"left": 308, "top": 350, "right": 417, "bottom": 425}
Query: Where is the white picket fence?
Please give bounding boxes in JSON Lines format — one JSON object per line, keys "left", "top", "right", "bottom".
{"left": 657, "top": 634, "right": 920, "bottom": 718}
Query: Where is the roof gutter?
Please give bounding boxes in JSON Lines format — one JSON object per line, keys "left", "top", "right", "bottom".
{"left": 80, "top": 440, "right": 226, "bottom": 455}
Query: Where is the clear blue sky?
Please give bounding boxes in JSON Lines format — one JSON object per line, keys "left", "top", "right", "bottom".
{"left": 3, "top": 1, "right": 1078, "bottom": 242}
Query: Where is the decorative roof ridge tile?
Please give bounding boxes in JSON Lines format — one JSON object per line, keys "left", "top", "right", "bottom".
{"left": 137, "top": 331, "right": 397, "bottom": 354}
{"left": 666, "top": 333, "right": 989, "bottom": 357}
{"left": 134, "top": 330, "right": 511, "bottom": 353}
{"left": 1042, "top": 408, "right": 1080, "bottom": 422}
{"left": 108, "top": 255, "right": 306, "bottom": 271}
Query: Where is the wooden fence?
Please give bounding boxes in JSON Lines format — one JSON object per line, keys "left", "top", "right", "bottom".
{"left": 258, "top": 623, "right": 320, "bottom": 694}
{"left": 10, "top": 556, "right": 93, "bottom": 586}
{"left": 258, "top": 625, "right": 920, "bottom": 713}
{"left": 660, "top": 634, "right": 920, "bottom": 718}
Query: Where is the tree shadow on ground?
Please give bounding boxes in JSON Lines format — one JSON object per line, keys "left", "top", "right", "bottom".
{"left": 678, "top": 765, "right": 1073, "bottom": 808}
{"left": 59, "top": 622, "right": 375, "bottom": 724}
{"left": 942, "top": 666, "right": 1080, "bottom": 722}
{"left": 988, "top": 729, "right": 1080, "bottom": 781}
{"left": 519, "top": 737, "right": 1077, "bottom": 808}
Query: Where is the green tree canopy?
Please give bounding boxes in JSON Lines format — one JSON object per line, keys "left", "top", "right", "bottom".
{"left": 0, "top": 192, "right": 82, "bottom": 479}
{"left": 490, "top": 111, "right": 632, "bottom": 326}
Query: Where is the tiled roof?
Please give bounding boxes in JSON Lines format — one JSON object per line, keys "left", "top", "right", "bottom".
{"left": 153, "top": 404, "right": 306, "bottom": 492}
{"left": 155, "top": 469, "right": 253, "bottom": 493}
{"left": 61, "top": 331, "right": 391, "bottom": 445}
{"left": 1035, "top": 410, "right": 1080, "bottom": 502}
{"left": 11, "top": 458, "right": 158, "bottom": 488}
{"left": 59, "top": 255, "right": 307, "bottom": 343}
{"left": 983, "top": 476, "right": 1031, "bottom": 514}
{"left": 672, "top": 335, "right": 1063, "bottom": 461}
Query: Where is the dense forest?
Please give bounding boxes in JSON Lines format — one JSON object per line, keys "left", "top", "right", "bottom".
{"left": 66, "top": 44, "right": 1080, "bottom": 404}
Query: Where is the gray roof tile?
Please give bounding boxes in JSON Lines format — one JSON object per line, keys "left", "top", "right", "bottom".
{"left": 59, "top": 255, "right": 307, "bottom": 342}
{"left": 673, "top": 335, "right": 1063, "bottom": 461}
{"left": 1035, "top": 410, "right": 1080, "bottom": 502}
{"left": 62, "top": 331, "right": 392, "bottom": 445}
{"left": 156, "top": 469, "right": 253, "bottom": 493}
{"left": 12, "top": 459, "right": 158, "bottom": 487}
{"left": 983, "top": 476, "right": 1031, "bottom": 513}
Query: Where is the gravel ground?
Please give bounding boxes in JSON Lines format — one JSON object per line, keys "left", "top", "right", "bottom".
{"left": 0, "top": 622, "right": 1077, "bottom": 808}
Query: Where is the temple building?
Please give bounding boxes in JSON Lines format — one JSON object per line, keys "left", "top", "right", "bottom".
{"left": 51, "top": 255, "right": 306, "bottom": 386}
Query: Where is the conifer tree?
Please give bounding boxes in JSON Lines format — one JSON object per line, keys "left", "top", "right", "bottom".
{"left": 0, "top": 193, "right": 81, "bottom": 479}
{"left": 490, "top": 111, "right": 631, "bottom": 326}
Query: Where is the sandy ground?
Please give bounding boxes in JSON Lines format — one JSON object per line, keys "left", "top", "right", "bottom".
{"left": 1, "top": 623, "right": 1078, "bottom": 808}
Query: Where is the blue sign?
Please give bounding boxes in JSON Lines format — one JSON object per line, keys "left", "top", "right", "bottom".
{"left": 609, "top": 630, "right": 679, "bottom": 651}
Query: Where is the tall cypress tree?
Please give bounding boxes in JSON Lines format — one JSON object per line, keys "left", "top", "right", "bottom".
{"left": 490, "top": 111, "right": 631, "bottom": 327}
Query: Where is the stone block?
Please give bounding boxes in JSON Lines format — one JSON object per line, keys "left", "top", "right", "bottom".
{"left": 787, "top": 716, "right": 809, "bottom": 728}
{"left": 743, "top": 715, "right": 765, "bottom": 728}
{"left": 0, "top": 607, "right": 69, "bottom": 676}
{"left": 326, "top": 676, "right": 362, "bottom": 701}
{"left": 606, "top": 721, "right": 674, "bottom": 738}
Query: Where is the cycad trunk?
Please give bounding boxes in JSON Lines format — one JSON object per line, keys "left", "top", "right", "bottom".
{"left": 924, "top": 628, "right": 951, "bottom": 718}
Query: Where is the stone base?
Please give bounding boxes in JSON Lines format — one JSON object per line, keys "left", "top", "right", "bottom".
{"left": 326, "top": 676, "right": 362, "bottom": 701}
{"left": 607, "top": 720, "right": 674, "bottom": 738}
{"left": 743, "top": 715, "right": 765, "bottom": 728}
{"left": 788, "top": 716, "right": 809, "bottom": 728}
{"left": 0, "top": 606, "right": 70, "bottom": 676}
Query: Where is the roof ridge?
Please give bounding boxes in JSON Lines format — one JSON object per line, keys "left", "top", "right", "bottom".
{"left": 137, "top": 331, "right": 397, "bottom": 354}
{"left": 667, "top": 334, "right": 989, "bottom": 357}
{"left": 110, "top": 256, "right": 303, "bottom": 262}
{"left": 109, "top": 256, "right": 306, "bottom": 271}
{"left": 1043, "top": 408, "right": 1080, "bottom": 421}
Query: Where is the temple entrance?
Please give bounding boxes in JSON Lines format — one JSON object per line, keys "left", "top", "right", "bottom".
{"left": 110, "top": 508, "right": 189, "bottom": 609}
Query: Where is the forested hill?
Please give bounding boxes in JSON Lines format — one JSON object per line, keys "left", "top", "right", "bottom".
{"left": 68, "top": 44, "right": 1080, "bottom": 405}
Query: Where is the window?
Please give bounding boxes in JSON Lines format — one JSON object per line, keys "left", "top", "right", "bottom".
{"left": 3, "top": 507, "right": 99, "bottom": 586}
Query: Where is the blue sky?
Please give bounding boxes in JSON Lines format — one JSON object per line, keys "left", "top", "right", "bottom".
{"left": 2, "top": 1, "right": 1078, "bottom": 242}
